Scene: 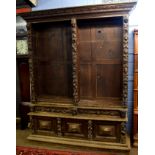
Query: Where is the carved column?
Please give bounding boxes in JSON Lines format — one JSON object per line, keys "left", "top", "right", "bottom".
{"left": 71, "top": 18, "right": 79, "bottom": 105}
{"left": 27, "top": 23, "right": 36, "bottom": 103}
{"left": 57, "top": 118, "right": 62, "bottom": 136}
{"left": 120, "top": 122, "right": 126, "bottom": 144}
{"left": 88, "top": 120, "right": 93, "bottom": 140}
{"left": 122, "top": 15, "right": 129, "bottom": 106}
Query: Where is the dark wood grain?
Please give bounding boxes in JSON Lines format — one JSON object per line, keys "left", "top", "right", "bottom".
{"left": 78, "top": 18, "right": 123, "bottom": 101}
{"left": 32, "top": 21, "right": 73, "bottom": 100}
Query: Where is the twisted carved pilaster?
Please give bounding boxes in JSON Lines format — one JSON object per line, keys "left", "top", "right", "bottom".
{"left": 57, "top": 118, "right": 62, "bottom": 136}
{"left": 71, "top": 18, "right": 79, "bottom": 105}
{"left": 88, "top": 120, "right": 93, "bottom": 140}
{"left": 122, "top": 16, "right": 129, "bottom": 106}
{"left": 27, "top": 23, "right": 36, "bottom": 103}
{"left": 120, "top": 122, "right": 126, "bottom": 144}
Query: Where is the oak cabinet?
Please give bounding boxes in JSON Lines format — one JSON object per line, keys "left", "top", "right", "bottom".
{"left": 20, "top": 2, "right": 136, "bottom": 154}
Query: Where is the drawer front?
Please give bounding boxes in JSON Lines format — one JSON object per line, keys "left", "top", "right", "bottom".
{"left": 62, "top": 118, "right": 87, "bottom": 139}
{"left": 34, "top": 117, "right": 57, "bottom": 136}
{"left": 93, "top": 121, "right": 120, "bottom": 142}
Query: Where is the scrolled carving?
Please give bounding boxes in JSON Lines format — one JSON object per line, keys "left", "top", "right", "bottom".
{"left": 88, "top": 120, "right": 93, "bottom": 140}
{"left": 122, "top": 15, "right": 129, "bottom": 106}
{"left": 120, "top": 122, "right": 126, "bottom": 144}
{"left": 34, "top": 106, "right": 72, "bottom": 114}
{"left": 71, "top": 18, "right": 79, "bottom": 104}
{"left": 79, "top": 109, "right": 120, "bottom": 116}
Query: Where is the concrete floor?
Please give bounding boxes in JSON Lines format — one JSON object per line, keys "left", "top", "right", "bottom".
{"left": 16, "top": 129, "right": 138, "bottom": 155}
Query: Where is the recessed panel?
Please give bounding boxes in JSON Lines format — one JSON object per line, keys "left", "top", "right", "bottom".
{"left": 32, "top": 21, "right": 73, "bottom": 100}
{"left": 96, "top": 64, "right": 122, "bottom": 98}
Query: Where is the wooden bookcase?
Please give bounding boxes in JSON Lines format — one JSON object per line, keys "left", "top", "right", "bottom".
{"left": 20, "top": 2, "right": 136, "bottom": 154}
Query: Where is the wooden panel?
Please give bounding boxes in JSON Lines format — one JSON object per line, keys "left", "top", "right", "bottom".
{"left": 80, "top": 64, "right": 93, "bottom": 98}
{"left": 32, "top": 21, "right": 73, "bottom": 99}
{"left": 93, "top": 121, "right": 120, "bottom": 142}
{"left": 91, "top": 26, "right": 122, "bottom": 61}
{"left": 62, "top": 119, "right": 87, "bottom": 139}
{"left": 78, "top": 17, "right": 122, "bottom": 100}
{"left": 35, "top": 117, "right": 57, "bottom": 136}
{"left": 96, "top": 64, "right": 122, "bottom": 98}
{"left": 17, "top": 58, "right": 30, "bottom": 101}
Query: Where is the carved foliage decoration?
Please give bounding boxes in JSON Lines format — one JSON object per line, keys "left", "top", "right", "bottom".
{"left": 120, "top": 122, "right": 126, "bottom": 144}
{"left": 88, "top": 120, "right": 93, "bottom": 140}
{"left": 57, "top": 118, "right": 62, "bottom": 136}
{"left": 122, "top": 16, "right": 129, "bottom": 106}
{"left": 71, "top": 18, "right": 79, "bottom": 104}
{"left": 27, "top": 23, "right": 36, "bottom": 103}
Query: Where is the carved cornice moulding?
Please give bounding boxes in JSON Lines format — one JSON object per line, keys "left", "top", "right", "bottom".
{"left": 20, "top": 2, "right": 137, "bottom": 22}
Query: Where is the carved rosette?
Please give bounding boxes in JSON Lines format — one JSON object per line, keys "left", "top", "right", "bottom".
{"left": 27, "top": 23, "right": 36, "bottom": 103}
{"left": 122, "top": 16, "right": 129, "bottom": 106}
{"left": 57, "top": 118, "right": 62, "bottom": 136}
{"left": 120, "top": 122, "right": 126, "bottom": 144}
{"left": 88, "top": 120, "right": 93, "bottom": 140}
{"left": 71, "top": 18, "right": 79, "bottom": 104}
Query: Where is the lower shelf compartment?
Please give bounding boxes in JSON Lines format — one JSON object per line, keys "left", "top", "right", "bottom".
{"left": 27, "top": 134, "right": 130, "bottom": 151}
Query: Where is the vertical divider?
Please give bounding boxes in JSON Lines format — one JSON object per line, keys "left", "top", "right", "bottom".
{"left": 27, "top": 23, "right": 36, "bottom": 103}
{"left": 71, "top": 18, "right": 80, "bottom": 105}
{"left": 122, "top": 15, "right": 129, "bottom": 107}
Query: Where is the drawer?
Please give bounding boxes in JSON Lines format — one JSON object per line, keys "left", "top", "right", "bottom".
{"left": 93, "top": 121, "right": 120, "bottom": 142}
{"left": 62, "top": 118, "right": 87, "bottom": 139}
{"left": 34, "top": 117, "right": 57, "bottom": 136}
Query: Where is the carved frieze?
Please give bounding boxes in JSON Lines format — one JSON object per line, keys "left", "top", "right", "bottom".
{"left": 34, "top": 106, "right": 126, "bottom": 119}
{"left": 79, "top": 109, "right": 120, "bottom": 116}
{"left": 21, "top": 2, "right": 136, "bottom": 22}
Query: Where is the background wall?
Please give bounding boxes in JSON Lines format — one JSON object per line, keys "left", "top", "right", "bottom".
{"left": 18, "top": 0, "right": 139, "bottom": 135}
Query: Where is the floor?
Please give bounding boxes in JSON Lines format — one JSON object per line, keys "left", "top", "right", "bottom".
{"left": 16, "top": 129, "right": 138, "bottom": 155}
